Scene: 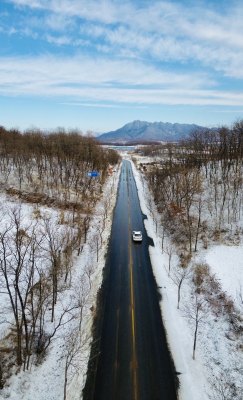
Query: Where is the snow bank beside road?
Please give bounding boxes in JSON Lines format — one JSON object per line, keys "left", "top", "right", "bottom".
{"left": 131, "top": 160, "right": 208, "bottom": 400}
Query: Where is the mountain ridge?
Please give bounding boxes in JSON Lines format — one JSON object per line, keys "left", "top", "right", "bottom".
{"left": 97, "top": 120, "right": 207, "bottom": 143}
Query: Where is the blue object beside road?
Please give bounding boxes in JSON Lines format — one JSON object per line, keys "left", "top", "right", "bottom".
{"left": 87, "top": 171, "right": 100, "bottom": 177}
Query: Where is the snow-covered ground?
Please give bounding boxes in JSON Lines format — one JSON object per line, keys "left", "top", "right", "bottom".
{"left": 130, "top": 156, "right": 243, "bottom": 400}
{"left": 1, "top": 155, "right": 242, "bottom": 399}
{"left": 0, "top": 169, "right": 120, "bottom": 400}
{"left": 204, "top": 245, "right": 243, "bottom": 309}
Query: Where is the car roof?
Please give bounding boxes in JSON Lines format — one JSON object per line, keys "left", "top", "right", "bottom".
{"left": 133, "top": 231, "right": 142, "bottom": 234}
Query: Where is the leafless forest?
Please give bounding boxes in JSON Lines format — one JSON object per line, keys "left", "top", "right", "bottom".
{"left": 0, "top": 126, "right": 120, "bottom": 389}
{"left": 141, "top": 120, "right": 243, "bottom": 253}
{"left": 134, "top": 120, "right": 243, "bottom": 399}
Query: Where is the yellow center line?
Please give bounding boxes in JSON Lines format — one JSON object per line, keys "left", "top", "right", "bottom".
{"left": 129, "top": 238, "right": 138, "bottom": 400}
{"left": 128, "top": 168, "right": 138, "bottom": 400}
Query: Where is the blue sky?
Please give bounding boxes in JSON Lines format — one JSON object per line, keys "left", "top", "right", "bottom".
{"left": 1, "top": 0, "right": 243, "bottom": 133}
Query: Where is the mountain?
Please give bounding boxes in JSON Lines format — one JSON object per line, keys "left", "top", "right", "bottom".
{"left": 97, "top": 120, "right": 207, "bottom": 143}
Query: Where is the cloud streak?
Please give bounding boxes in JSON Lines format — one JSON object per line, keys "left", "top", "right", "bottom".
{"left": 62, "top": 102, "right": 148, "bottom": 109}
{"left": 0, "top": 54, "right": 210, "bottom": 88}
{"left": 0, "top": 54, "right": 242, "bottom": 107}
{"left": 5, "top": 0, "right": 243, "bottom": 80}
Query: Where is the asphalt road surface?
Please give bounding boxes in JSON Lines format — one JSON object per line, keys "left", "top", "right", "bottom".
{"left": 90, "top": 160, "right": 178, "bottom": 400}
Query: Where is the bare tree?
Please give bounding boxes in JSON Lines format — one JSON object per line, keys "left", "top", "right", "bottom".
{"left": 170, "top": 265, "right": 191, "bottom": 309}
{"left": 75, "top": 277, "right": 90, "bottom": 332}
{"left": 194, "top": 195, "right": 203, "bottom": 252}
{"left": 0, "top": 206, "right": 46, "bottom": 369}
{"left": 63, "top": 331, "right": 81, "bottom": 400}
{"left": 183, "top": 294, "right": 207, "bottom": 359}
{"left": 62, "top": 326, "right": 91, "bottom": 400}
{"left": 164, "top": 244, "right": 174, "bottom": 276}
{"left": 90, "top": 229, "right": 103, "bottom": 263}
{"left": 0, "top": 209, "right": 33, "bottom": 367}
{"left": 42, "top": 216, "right": 64, "bottom": 322}
{"left": 84, "top": 263, "right": 95, "bottom": 291}
{"left": 42, "top": 304, "right": 77, "bottom": 355}
{"left": 0, "top": 357, "right": 4, "bottom": 389}
{"left": 159, "top": 225, "right": 166, "bottom": 253}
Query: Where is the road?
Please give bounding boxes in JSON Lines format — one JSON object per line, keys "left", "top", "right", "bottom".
{"left": 85, "top": 159, "right": 178, "bottom": 400}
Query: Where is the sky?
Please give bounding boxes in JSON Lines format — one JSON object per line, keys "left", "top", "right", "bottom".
{"left": 1, "top": 0, "right": 243, "bottom": 134}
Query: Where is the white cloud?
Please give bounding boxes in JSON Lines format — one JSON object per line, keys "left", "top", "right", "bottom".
{"left": 5, "top": 1, "right": 243, "bottom": 79}
{"left": 9, "top": 0, "right": 133, "bottom": 23}
{"left": 62, "top": 102, "right": 148, "bottom": 109}
{"left": 9, "top": 0, "right": 46, "bottom": 9}
{"left": 45, "top": 13, "right": 75, "bottom": 31}
{"left": 0, "top": 54, "right": 210, "bottom": 89}
{"left": 45, "top": 34, "right": 71, "bottom": 45}
{"left": 0, "top": 54, "right": 242, "bottom": 107}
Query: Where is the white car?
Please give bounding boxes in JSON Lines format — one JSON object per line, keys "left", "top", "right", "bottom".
{"left": 132, "top": 230, "right": 142, "bottom": 242}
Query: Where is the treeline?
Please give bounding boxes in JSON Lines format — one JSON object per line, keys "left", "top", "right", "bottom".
{"left": 142, "top": 120, "right": 243, "bottom": 162}
{"left": 183, "top": 120, "right": 243, "bottom": 166}
{"left": 0, "top": 126, "right": 120, "bottom": 209}
{"left": 143, "top": 120, "right": 243, "bottom": 254}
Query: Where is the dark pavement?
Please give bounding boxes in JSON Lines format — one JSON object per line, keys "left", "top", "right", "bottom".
{"left": 87, "top": 160, "right": 178, "bottom": 400}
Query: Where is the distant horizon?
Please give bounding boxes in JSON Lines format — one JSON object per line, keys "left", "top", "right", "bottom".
{"left": 1, "top": 1, "right": 243, "bottom": 132}
{"left": 1, "top": 110, "right": 241, "bottom": 135}
{"left": 2, "top": 117, "right": 234, "bottom": 136}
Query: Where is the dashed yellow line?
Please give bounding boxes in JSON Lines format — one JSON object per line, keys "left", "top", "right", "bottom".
{"left": 128, "top": 196, "right": 138, "bottom": 400}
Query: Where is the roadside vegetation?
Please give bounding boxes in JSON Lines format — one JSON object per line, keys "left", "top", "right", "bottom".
{"left": 138, "top": 120, "right": 243, "bottom": 254}
{"left": 0, "top": 126, "right": 120, "bottom": 394}
{"left": 132, "top": 120, "right": 243, "bottom": 399}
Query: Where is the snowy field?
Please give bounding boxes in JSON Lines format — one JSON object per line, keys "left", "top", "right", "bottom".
{"left": 204, "top": 246, "right": 243, "bottom": 309}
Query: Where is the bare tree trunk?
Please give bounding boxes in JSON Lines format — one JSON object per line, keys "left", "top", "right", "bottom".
{"left": 194, "top": 197, "right": 202, "bottom": 252}
{"left": 193, "top": 312, "right": 199, "bottom": 360}
{"left": 177, "top": 280, "right": 182, "bottom": 309}
{"left": 63, "top": 359, "right": 68, "bottom": 400}
{"left": 0, "top": 359, "right": 4, "bottom": 389}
